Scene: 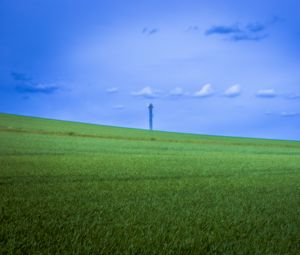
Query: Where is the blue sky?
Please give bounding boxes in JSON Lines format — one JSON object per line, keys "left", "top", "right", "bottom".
{"left": 1, "top": 0, "right": 300, "bottom": 140}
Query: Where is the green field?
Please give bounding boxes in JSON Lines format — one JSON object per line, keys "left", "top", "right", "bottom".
{"left": 0, "top": 113, "right": 299, "bottom": 254}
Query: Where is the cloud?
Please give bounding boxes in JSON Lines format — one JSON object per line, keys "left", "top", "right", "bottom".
{"left": 281, "top": 112, "right": 299, "bottom": 117}
{"left": 142, "top": 27, "right": 159, "bottom": 35}
{"left": 245, "top": 23, "right": 265, "bottom": 33}
{"left": 11, "top": 72, "right": 32, "bottom": 82}
{"left": 206, "top": 24, "right": 241, "bottom": 35}
{"left": 106, "top": 87, "right": 118, "bottom": 93}
{"left": 230, "top": 33, "right": 268, "bottom": 41}
{"left": 256, "top": 89, "right": 277, "bottom": 98}
{"left": 186, "top": 25, "right": 199, "bottom": 32}
{"left": 15, "top": 83, "right": 60, "bottom": 94}
{"left": 264, "top": 111, "right": 272, "bottom": 115}
{"left": 113, "top": 104, "right": 125, "bottom": 110}
{"left": 12, "top": 72, "right": 59, "bottom": 94}
{"left": 223, "top": 84, "right": 241, "bottom": 97}
{"left": 194, "top": 84, "right": 214, "bottom": 97}
{"left": 131, "top": 86, "right": 160, "bottom": 98}
{"left": 205, "top": 22, "right": 268, "bottom": 41}
{"left": 285, "top": 93, "right": 300, "bottom": 100}
{"left": 169, "top": 87, "right": 188, "bottom": 97}
{"left": 269, "top": 16, "right": 285, "bottom": 25}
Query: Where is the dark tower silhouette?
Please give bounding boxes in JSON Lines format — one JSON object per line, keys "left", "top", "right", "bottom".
{"left": 148, "top": 103, "right": 153, "bottom": 130}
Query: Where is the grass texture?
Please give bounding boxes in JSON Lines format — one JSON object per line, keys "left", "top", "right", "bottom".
{"left": 0, "top": 113, "right": 299, "bottom": 254}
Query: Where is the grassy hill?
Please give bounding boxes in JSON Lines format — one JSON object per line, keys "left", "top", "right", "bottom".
{"left": 1, "top": 113, "right": 299, "bottom": 254}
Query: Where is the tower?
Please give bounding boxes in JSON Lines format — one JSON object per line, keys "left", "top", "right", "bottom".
{"left": 148, "top": 103, "right": 153, "bottom": 130}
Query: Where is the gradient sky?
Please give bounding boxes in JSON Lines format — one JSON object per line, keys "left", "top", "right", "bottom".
{"left": 1, "top": 0, "right": 300, "bottom": 140}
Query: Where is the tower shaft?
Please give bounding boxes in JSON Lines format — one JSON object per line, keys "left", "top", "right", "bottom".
{"left": 148, "top": 104, "right": 153, "bottom": 130}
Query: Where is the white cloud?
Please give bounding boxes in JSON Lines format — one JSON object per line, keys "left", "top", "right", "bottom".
{"left": 169, "top": 87, "right": 188, "bottom": 96}
{"left": 281, "top": 111, "right": 298, "bottom": 117}
{"left": 256, "top": 89, "right": 277, "bottom": 98}
{"left": 194, "top": 84, "right": 214, "bottom": 97}
{"left": 106, "top": 87, "right": 119, "bottom": 93}
{"left": 131, "top": 86, "right": 160, "bottom": 98}
{"left": 264, "top": 111, "right": 272, "bottom": 115}
{"left": 113, "top": 104, "right": 124, "bottom": 109}
{"left": 224, "top": 84, "right": 241, "bottom": 97}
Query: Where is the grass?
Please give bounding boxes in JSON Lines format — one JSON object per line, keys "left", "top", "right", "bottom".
{"left": 0, "top": 113, "right": 299, "bottom": 254}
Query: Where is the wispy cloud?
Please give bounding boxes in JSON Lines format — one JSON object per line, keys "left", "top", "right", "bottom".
{"left": 245, "top": 23, "right": 265, "bottom": 33}
{"left": 205, "top": 22, "right": 268, "bottom": 41}
{"left": 169, "top": 87, "right": 188, "bottom": 97}
{"left": 12, "top": 72, "right": 60, "bottom": 94}
{"left": 264, "top": 111, "right": 273, "bottom": 116}
{"left": 269, "top": 15, "right": 285, "bottom": 25}
{"left": 186, "top": 25, "right": 199, "bottom": 32}
{"left": 230, "top": 33, "right": 268, "bottom": 41}
{"left": 11, "top": 72, "right": 32, "bottom": 82}
{"left": 113, "top": 104, "right": 125, "bottom": 110}
{"left": 281, "top": 111, "right": 299, "bottom": 117}
{"left": 256, "top": 89, "right": 277, "bottom": 98}
{"left": 223, "top": 84, "right": 241, "bottom": 97}
{"left": 131, "top": 86, "right": 160, "bottom": 98}
{"left": 106, "top": 87, "right": 119, "bottom": 93}
{"left": 206, "top": 24, "right": 241, "bottom": 35}
{"left": 194, "top": 84, "right": 214, "bottom": 97}
{"left": 285, "top": 93, "right": 300, "bottom": 100}
{"left": 142, "top": 27, "right": 159, "bottom": 35}
{"left": 16, "top": 83, "right": 60, "bottom": 94}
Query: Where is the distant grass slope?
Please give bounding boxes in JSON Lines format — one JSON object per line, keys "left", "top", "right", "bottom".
{"left": 1, "top": 113, "right": 300, "bottom": 254}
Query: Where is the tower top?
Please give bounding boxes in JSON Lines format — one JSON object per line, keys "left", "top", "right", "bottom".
{"left": 148, "top": 103, "right": 153, "bottom": 109}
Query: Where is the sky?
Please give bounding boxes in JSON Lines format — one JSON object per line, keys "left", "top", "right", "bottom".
{"left": 0, "top": 0, "right": 300, "bottom": 140}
